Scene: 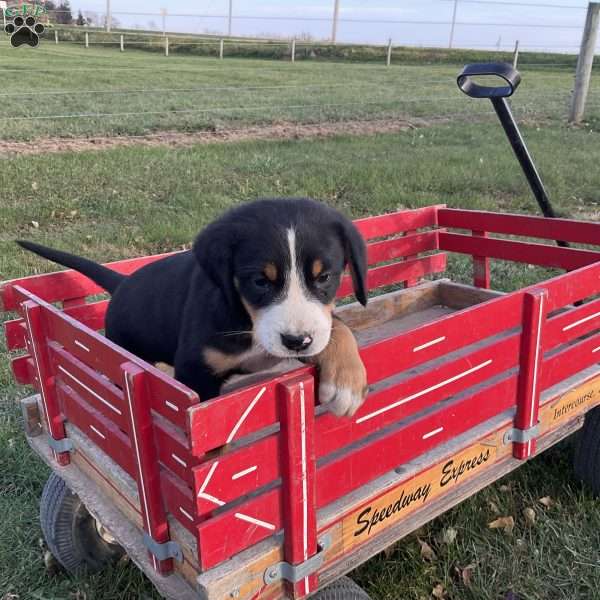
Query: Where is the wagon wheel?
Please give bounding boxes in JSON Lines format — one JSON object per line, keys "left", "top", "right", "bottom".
{"left": 573, "top": 405, "right": 600, "bottom": 495}
{"left": 312, "top": 576, "right": 372, "bottom": 600}
{"left": 40, "top": 472, "right": 125, "bottom": 573}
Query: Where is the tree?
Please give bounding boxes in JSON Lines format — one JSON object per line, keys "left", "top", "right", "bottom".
{"left": 76, "top": 10, "right": 85, "bottom": 26}
{"left": 55, "top": 1, "right": 73, "bottom": 25}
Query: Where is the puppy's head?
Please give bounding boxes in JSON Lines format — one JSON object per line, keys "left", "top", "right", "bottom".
{"left": 193, "top": 198, "right": 367, "bottom": 358}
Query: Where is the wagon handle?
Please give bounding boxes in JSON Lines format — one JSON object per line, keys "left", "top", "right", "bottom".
{"left": 457, "top": 62, "right": 521, "bottom": 98}
{"left": 456, "top": 62, "right": 567, "bottom": 247}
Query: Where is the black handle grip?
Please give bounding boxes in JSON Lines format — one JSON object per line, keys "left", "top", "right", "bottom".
{"left": 457, "top": 62, "right": 521, "bottom": 98}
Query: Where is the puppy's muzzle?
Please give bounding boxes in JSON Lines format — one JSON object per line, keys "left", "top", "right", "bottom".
{"left": 280, "top": 332, "right": 313, "bottom": 352}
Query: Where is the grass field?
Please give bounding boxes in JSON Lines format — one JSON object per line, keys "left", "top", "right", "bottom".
{"left": 1, "top": 41, "right": 599, "bottom": 141}
{"left": 1, "top": 39, "right": 600, "bottom": 600}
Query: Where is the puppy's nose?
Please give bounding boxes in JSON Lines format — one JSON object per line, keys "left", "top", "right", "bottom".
{"left": 280, "top": 333, "right": 313, "bottom": 352}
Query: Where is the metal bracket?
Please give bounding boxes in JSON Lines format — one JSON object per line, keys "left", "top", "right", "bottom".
{"left": 503, "top": 423, "right": 540, "bottom": 445}
{"left": 47, "top": 435, "right": 73, "bottom": 453}
{"left": 142, "top": 532, "right": 183, "bottom": 563}
{"left": 263, "top": 533, "right": 332, "bottom": 585}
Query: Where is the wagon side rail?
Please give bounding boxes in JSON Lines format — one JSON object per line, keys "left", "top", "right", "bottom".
{"left": 186, "top": 259, "right": 600, "bottom": 592}
{"left": 437, "top": 208, "right": 600, "bottom": 289}
{"left": 7, "top": 284, "right": 200, "bottom": 575}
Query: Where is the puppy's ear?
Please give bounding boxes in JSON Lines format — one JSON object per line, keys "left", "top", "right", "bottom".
{"left": 335, "top": 216, "right": 368, "bottom": 306}
{"left": 192, "top": 221, "right": 238, "bottom": 307}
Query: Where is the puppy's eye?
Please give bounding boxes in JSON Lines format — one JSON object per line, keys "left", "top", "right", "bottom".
{"left": 253, "top": 276, "right": 271, "bottom": 289}
{"left": 316, "top": 272, "right": 331, "bottom": 284}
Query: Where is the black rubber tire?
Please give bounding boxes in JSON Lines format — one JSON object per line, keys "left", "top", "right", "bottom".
{"left": 573, "top": 405, "right": 600, "bottom": 495}
{"left": 40, "top": 472, "right": 125, "bottom": 573}
{"left": 312, "top": 576, "right": 372, "bottom": 600}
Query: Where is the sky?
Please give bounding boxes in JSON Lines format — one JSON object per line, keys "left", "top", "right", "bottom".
{"left": 70, "top": 0, "right": 597, "bottom": 53}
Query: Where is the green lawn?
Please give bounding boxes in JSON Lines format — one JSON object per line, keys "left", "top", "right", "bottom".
{"left": 1, "top": 42, "right": 600, "bottom": 600}
{"left": 1, "top": 40, "right": 598, "bottom": 141}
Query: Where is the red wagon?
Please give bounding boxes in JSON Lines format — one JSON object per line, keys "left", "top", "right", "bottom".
{"left": 3, "top": 204, "right": 600, "bottom": 599}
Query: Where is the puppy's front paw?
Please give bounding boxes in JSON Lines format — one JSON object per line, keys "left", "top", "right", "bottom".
{"left": 319, "top": 360, "right": 368, "bottom": 418}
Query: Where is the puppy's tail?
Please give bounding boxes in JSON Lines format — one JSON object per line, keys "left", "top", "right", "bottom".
{"left": 17, "top": 240, "right": 125, "bottom": 294}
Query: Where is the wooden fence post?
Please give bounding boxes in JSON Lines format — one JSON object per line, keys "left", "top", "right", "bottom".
{"left": 85, "top": 31, "right": 88, "bottom": 48}
{"left": 386, "top": 37, "right": 392, "bottom": 66}
{"left": 569, "top": 2, "right": 600, "bottom": 123}
{"left": 279, "top": 374, "right": 318, "bottom": 596}
{"left": 511, "top": 289, "right": 547, "bottom": 459}
{"left": 165, "top": 36, "right": 169, "bottom": 57}
{"left": 291, "top": 38, "right": 296, "bottom": 63}
{"left": 219, "top": 37, "right": 224, "bottom": 59}
{"left": 120, "top": 33, "right": 124, "bottom": 52}
{"left": 512, "top": 39, "right": 519, "bottom": 69}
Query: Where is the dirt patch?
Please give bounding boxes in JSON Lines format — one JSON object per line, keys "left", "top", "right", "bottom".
{"left": 0, "top": 118, "right": 435, "bottom": 157}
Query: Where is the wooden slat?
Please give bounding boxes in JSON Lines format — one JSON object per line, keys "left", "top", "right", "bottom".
{"left": 161, "top": 470, "right": 198, "bottom": 534}
{"left": 195, "top": 488, "right": 282, "bottom": 571}
{"left": 439, "top": 232, "right": 600, "bottom": 271}
{"left": 353, "top": 206, "right": 442, "bottom": 240}
{"left": 545, "top": 296, "right": 600, "bottom": 350}
{"left": 188, "top": 367, "right": 312, "bottom": 457}
{"left": 533, "top": 261, "right": 600, "bottom": 311}
{"left": 1, "top": 251, "right": 179, "bottom": 311}
{"left": 439, "top": 208, "right": 600, "bottom": 246}
{"left": 57, "top": 381, "right": 136, "bottom": 477}
{"left": 52, "top": 343, "right": 128, "bottom": 429}
{"left": 4, "top": 318, "right": 28, "bottom": 351}
{"left": 11, "top": 354, "right": 35, "bottom": 385}
{"left": 366, "top": 230, "right": 439, "bottom": 266}
{"left": 541, "top": 329, "right": 600, "bottom": 390}
{"left": 360, "top": 291, "right": 523, "bottom": 386}
{"left": 336, "top": 253, "right": 447, "bottom": 299}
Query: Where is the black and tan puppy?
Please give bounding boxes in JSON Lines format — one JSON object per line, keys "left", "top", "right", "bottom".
{"left": 18, "top": 198, "right": 368, "bottom": 416}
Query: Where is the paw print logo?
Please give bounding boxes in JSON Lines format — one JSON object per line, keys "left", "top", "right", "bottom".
{"left": 5, "top": 16, "right": 45, "bottom": 48}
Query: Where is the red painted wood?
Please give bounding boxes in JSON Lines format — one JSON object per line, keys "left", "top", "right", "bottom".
{"left": 513, "top": 290, "right": 547, "bottom": 459}
{"left": 11, "top": 354, "right": 35, "bottom": 385}
{"left": 121, "top": 362, "right": 173, "bottom": 575}
{"left": 439, "top": 232, "right": 600, "bottom": 271}
{"left": 366, "top": 231, "right": 439, "bottom": 267}
{"left": 192, "top": 332, "right": 520, "bottom": 511}
{"left": 534, "top": 261, "right": 600, "bottom": 311}
{"left": 4, "top": 318, "right": 27, "bottom": 351}
{"left": 188, "top": 367, "right": 312, "bottom": 456}
{"left": 195, "top": 375, "right": 518, "bottom": 567}
{"left": 315, "top": 374, "right": 517, "bottom": 507}
{"left": 161, "top": 470, "right": 198, "bottom": 534}
{"left": 56, "top": 381, "right": 136, "bottom": 476}
{"left": 438, "top": 208, "right": 600, "bottom": 246}
{"left": 353, "top": 206, "right": 442, "bottom": 240}
{"left": 360, "top": 291, "right": 523, "bottom": 386}
{"left": 541, "top": 329, "right": 600, "bottom": 391}
{"left": 22, "top": 301, "right": 69, "bottom": 465}
{"left": 279, "top": 375, "right": 318, "bottom": 597}
{"left": 50, "top": 343, "right": 127, "bottom": 430}
{"left": 196, "top": 488, "right": 282, "bottom": 570}
{"left": 194, "top": 433, "right": 279, "bottom": 517}
{"left": 545, "top": 296, "right": 600, "bottom": 350}
{"left": 8, "top": 288, "right": 199, "bottom": 428}
{"left": 472, "top": 231, "right": 491, "bottom": 289}
{"left": 1, "top": 251, "right": 180, "bottom": 311}
{"left": 154, "top": 422, "right": 197, "bottom": 487}
{"left": 403, "top": 229, "right": 419, "bottom": 288}
{"left": 337, "top": 253, "right": 447, "bottom": 299}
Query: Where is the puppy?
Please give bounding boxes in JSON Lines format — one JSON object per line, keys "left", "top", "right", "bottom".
{"left": 18, "top": 198, "right": 368, "bottom": 416}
